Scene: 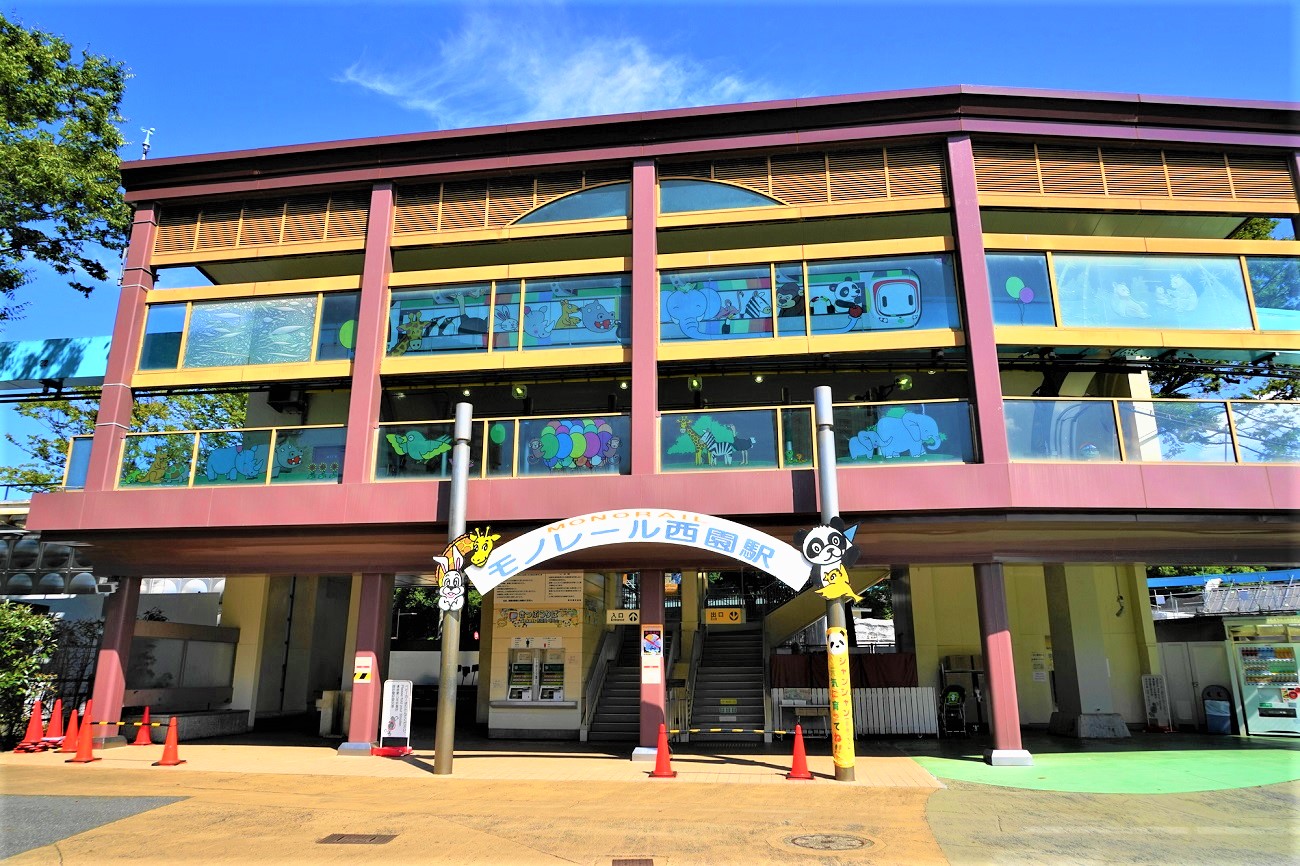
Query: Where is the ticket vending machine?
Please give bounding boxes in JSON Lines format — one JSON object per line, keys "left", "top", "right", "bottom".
{"left": 508, "top": 649, "right": 536, "bottom": 702}
{"left": 1226, "top": 617, "right": 1300, "bottom": 737}
{"left": 507, "top": 647, "right": 567, "bottom": 702}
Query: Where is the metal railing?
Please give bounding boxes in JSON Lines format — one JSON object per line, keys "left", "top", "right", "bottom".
{"left": 116, "top": 424, "right": 346, "bottom": 489}
{"left": 579, "top": 628, "right": 620, "bottom": 742}
{"left": 1004, "top": 398, "right": 1300, "bottom": 464}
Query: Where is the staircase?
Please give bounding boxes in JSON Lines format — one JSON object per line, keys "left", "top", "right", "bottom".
{"left": 586, "top": 628, "right": 650, "bottom": 742}
{"left": 690, "top": 628, "right": 765, "bottom": 743}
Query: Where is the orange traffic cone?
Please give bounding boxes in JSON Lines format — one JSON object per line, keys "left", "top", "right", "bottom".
{"left": 65, "top": 700, "right": 99, "bottom": 764}
{"left": 648, "top": 723, "right": 676, "bottom": 778}
{"left": 132, "top": 706, "right": 153, "bottom": 746}
{"left": 16, "top": 699, "right": 44, "bottom": 749}
{"left": 44, "top": 698, "right": 64, "bottom": 741}
{"left": 58, "top": 706, "right": 81, "bottom": 753}
{"left": 786, "top": 724, "right": 814, "bottom": 780}
{"left": 152, "top": 716, "right": 185, "bottom": 766}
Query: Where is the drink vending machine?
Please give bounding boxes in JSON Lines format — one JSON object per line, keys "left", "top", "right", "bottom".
{"left": 1226, "top": 617, "right": 1300, "bottom": 737}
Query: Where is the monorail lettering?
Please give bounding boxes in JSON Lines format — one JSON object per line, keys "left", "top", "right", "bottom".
{"left": 465, "top": 510, "right": 809, "bottom": 594}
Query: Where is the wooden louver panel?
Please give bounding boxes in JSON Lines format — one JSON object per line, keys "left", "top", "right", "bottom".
{"left": 583, "top": 167, "right": 630, "bottom": 187}
{"left": 155, "top": 206, "right": 199, "bottom": 253}
{"left": 487, "top": 177, "right": 536, "bottom": 227}
{"left": 1165, "top": 151, "right": 1233, "bottom": 198}
{"left": 440, "top": 181, "right": 488, "bottom": 231}
{"left": 1100, "top": 149, "right": 1169, "bottom": 196}
{"left": 713, "top": 157, "right": 771, "bottom": 194}
{"left": 239, "top": 201, "right": 284, "bottom": 246}
{"left": 392, "top": 185, "right": 441, "bottom": 234}
{"left": 535, "top": 172, "right": 584, "bottom": 205}
{"left": 326, "top": 194, "right": 369, "bottom": 239}
{"left": 194, "top": 207, "right": 240, "bottom": 250}
{"left": 1227, "top": 156, "right": 1296, "bottom": 199}
{"left": 886, "top": 145, "right": 945, "bottom": 197}
{"left": 972, "top": 144, "right": 1041, "bottom": 193}
{"left": 1038, "top": 146, "right": 1105, "bottom": 195}
{"left": 660, "top": 160, "right": 712, "bottom": 180}
{"left": 770, "top": 153, "right": 828, "bottom": 204}
{"left": 282, "top": 196, "right": 329, "bottom": 243}
{"left": 828, "top": 149, "right": 887, "bottom": 201}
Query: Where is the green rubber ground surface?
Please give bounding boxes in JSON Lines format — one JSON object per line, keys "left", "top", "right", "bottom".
{"left": 912, "top": 744, "right": 1300, "bottom": 793}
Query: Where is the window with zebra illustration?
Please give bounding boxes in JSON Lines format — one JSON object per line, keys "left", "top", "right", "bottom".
{"left": 660, "top": 411, "right": 779, "bottom": 471}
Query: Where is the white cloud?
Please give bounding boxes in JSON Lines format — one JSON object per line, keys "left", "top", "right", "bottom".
{"left": 337, "top": 12, "right": 779, "bottom": 130}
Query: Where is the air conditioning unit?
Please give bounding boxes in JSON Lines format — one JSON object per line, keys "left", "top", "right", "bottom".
{"left": 266, "top": 386, "right": 306, "bottom": 415}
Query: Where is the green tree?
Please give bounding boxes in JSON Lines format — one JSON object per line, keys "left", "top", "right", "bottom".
{"left": 0, "top": 389, "right": 249, "bottom": 492}
{"left": 0, "top": 601, "right": 57, "bottom": 748}
{"left": 1, "top": 14, "right": 131, "bottom": 326}
{"left": 394, "top": 585, "right": 482, "bottom": 645}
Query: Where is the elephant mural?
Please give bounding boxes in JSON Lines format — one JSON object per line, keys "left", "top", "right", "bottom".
{"left": 854, "top": 410, "right": 946, "bottom": 459}
{"left": 661, "top": 277, "right": 722, "bottom": 340}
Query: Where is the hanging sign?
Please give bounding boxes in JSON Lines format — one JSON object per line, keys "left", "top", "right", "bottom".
{"left": 465, "top": 510, "right": 809, "bottom": 594}
{"left": 607, "top": 609, "right": 641, "bottom": 625}
{"left": 704, "top": 608, "right": 746, "bottom": 625}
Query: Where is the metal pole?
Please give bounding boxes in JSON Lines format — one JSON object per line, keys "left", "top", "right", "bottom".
{"left": 813, "top": 385, "right": 856, "bottom": 782}
{"left": 434, "top": 402, "right": 472, "bottom": 775}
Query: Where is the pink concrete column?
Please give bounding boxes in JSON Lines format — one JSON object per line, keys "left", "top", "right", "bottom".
{"left": 342, "top": 183, "right": 395, "bottom": 486}
{"left": 84, "top": 205, "right": 158, "bottom": 492}
{"left": 629, "top": 160, "right": 659, "bottom": 476}
{"left": 946, "top": 136, "right": 1010, "bottom": 465}
{"left": 636, "top": 569, "right": 667, "bottom": 756}
{"left": 89, "top": 576, "right": 141, "bottom": 746}
{"left": 339, "top": 572, "right": 394, "bottom": 754}
{"left": 973, "top": 563, "right": 1032, "bottom": 765}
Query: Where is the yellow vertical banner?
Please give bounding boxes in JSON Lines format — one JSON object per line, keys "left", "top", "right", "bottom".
{"left": 826, "top": 626, "right": 856, "bottom": 770}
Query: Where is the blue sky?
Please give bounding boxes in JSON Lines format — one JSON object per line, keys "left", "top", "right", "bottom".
{"left": 1, "top": 0, "right": 1296, "bottom": 464}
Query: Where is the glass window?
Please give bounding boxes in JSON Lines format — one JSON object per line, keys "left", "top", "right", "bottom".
{"left": 119, "top": 433, "right": 196, "bottom": 487}
{"left": 126, "top": 638, "right": 183, "bottom": 689}
{"left": 183, "top": 296, "right": 316, "bottom": 368}
{"left": 523, "top": 275, "right": 630, "bottom": 348}
{"left": 659, "top": 179, "right": 781, "bottom": 213}
{"left": 267, "top": 427, "right": 346, "bottom": 484}
{"left": 986, "top": 253, "right": 1055, "bottom": 326}
{"left": 387, "top": 284, "right": 491, "bottom": 355}
{"left": 660, "top": 266, "right": 773, "bottom": 342}
{"left": 376, "top": 422, "right": 455, "bottom": 479}
{"left": 316, "top": 292, "right": 360, "bottom": 360}
{"left": 1053, "top": 254, "right": 1252, "bottom": 330}
{"left": 194, "top": 429, "right": 273, "bottom": 486}
{"left": 779, "top": 407, "right": 814, "bottom": 467}
{"left": 774, "top": 263, "right": 807, "bottom": 336}
{"left": 1245, "top": 256, "right": 1300, "bottom": 331}
{"left": 515, "top": 183, "right": 630, "bottom": 224}
{"left": 806, "top": 254, "right": 961, "bottom": 335}
{"left": 1231, "top": 402, "right": 1300, "bottom": 463}
{"left": 492, "top": 280, "right": 522, "bottom": 350}
{"left": 660, "top": 410, "right": 779, "bottom": 471}
{"left": 832, "top": 402, "right": 974, "bottom": 463}
{"left": 518, "top": 416, "right": 629, "bottom": 475}
{"left": 1118, "top": 401, "right": 1233, "bottom": 462}
{"left": 139, "top": 304, "right": 186, "bottom": 370}
{"left": 1004, "top": 399, "right": 1120, "bottom": 461}
{"left": 485, "top": 420, "right": 517, "bottom": 476}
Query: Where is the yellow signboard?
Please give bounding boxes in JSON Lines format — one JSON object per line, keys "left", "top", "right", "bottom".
{"left": 826, "top": 626, "right": 856, "bottom": 771}
{"left": 606, "top": 609, "right": 641, "bottom": 625}
{"left": 704, "top": 608, "right": 746, "bottom": 625}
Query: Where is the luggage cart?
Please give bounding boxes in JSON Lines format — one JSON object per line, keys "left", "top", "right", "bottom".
{"left": 940, "top": 684, "right": 967, "bottom": 737}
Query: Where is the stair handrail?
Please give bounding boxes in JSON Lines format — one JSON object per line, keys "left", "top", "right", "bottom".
{"left": 683, "top": 625, "right": 706, "bottom": 741}
{"left": 664, "top": 623, "right": 685, "bottom": 741}
{"left": 761, "top": 625, "right": 774, "bottom": 744}
{"left": 580, "top": 627, "right": 621, "bottom": 741}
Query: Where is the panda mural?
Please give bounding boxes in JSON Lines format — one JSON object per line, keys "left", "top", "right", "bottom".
{"left": 793, "top": 516, "right": 864, "bottom": 603}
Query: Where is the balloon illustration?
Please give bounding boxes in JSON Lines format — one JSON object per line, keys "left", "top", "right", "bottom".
{"left": 535, "top": 418, "right": 619, "bottom": 470}
{"left": 1005, "top": 276, "right": 1034, "bottom": 305}
{"left": 338, "top": 319, "right": 357, "bottom": 350}
{"left": 490, "top": 423, "right": 506, "bottom": 445}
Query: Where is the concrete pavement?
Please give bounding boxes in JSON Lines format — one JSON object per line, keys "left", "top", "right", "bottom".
{"left": 1, "top": 734, "right": 1296, "bottom": 864}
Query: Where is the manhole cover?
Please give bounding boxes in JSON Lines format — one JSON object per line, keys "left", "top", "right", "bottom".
{"left": 318, "top": 834, "right": 396, "bottom": 845}
{"left": 787, "top": 834, "right": 873, "bottom": 851}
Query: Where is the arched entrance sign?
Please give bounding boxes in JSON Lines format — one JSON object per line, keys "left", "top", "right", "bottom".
{"left": 464, "top": 510, "right": 810, "bottom": 595}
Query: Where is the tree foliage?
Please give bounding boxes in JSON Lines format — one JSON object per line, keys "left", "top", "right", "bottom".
{"left": 0, "top": 601, "right": 57, "bottom": 747}
{"left": 0, "top": 14, "right": 131, "bottom": 326}
{"left": 394, "top": 585, "right": 482, "bottom": 645}
{"left": 0, "top": 389, "right": 249, "bottom": 492}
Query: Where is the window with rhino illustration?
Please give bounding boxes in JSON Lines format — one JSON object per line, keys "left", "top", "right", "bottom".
{"left": 386, "top": 274, "right": 630, "bottom": 356}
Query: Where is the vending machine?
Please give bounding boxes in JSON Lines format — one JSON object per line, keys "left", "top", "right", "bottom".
{"left": 1226, "top": 617, "right": 1300, "bottom": 737}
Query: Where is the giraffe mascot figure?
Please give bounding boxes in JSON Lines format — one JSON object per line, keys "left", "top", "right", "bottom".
{"left": 432, "top": 526, "right": 501, "bottom": 611}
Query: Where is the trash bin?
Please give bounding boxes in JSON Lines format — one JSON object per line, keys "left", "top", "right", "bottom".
{"left": 1202, "top": 685, "right": 1233, "bottom": 735}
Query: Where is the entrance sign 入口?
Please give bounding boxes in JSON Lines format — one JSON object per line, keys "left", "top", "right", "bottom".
{"left": 607, "top": 609, "right": 641, "bottom": 625}
{"left": 464, "top": 510, "right": 809, "bottom": 594}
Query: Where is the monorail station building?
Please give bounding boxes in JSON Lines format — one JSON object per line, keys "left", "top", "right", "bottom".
{"left": 26, "top": 86, "right": 1300, "bottom": 764}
